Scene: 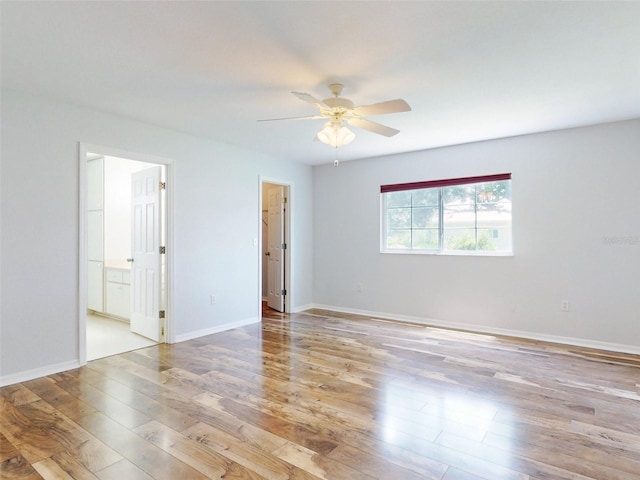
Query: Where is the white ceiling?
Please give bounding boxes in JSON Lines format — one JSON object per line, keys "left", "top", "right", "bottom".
{"left": 2, "top": 1, "right": 640, "bottom": 165}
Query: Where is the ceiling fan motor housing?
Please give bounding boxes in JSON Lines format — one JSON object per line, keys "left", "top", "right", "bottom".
{"left": 322, "top": 83, "right": 354, "bottom": 117}
{"left": 322, "top": 96, "right": 355, "bottom": 112}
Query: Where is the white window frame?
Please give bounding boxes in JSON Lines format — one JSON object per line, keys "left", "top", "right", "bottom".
{"left": 380, "top": 174, "right": 513, "bottom": 256}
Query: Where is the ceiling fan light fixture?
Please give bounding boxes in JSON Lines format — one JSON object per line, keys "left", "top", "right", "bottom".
{"left": 317, "top": 122, "right": 355, "bottom": 147}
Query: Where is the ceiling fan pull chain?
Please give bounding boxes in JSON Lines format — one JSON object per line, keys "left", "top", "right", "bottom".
{"left": 334, "top": 145, "right": 339, "bottom": 167}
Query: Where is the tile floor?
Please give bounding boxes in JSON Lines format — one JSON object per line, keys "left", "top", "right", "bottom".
{"left": 86, "top": 313, "right": 157, "bottom": 361}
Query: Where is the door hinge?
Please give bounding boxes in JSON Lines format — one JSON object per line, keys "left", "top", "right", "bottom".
{"left": 159, "top": 246, "right": 166, "bottom": 254}
{"left": 159, "top": 182, "right": 166, "bottom": 190}
{"left": 283, "top": 197, "right": 287, "bottom": 204}
{"left": 161, "top": 326, "right": 165, "bottom": 336}
{"left": 281, "top": 243, "right": 287, "bottom": 250}
{"left": 281, "top": 289, "right": 287, "bottom": 296}
{"left": 159, "top": 310, "right": 165, "bottom": 319}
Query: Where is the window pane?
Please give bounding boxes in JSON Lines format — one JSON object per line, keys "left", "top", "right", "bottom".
{"left": 411, "top": 189, "right": 439, "bottom": 206}
{"left": 477, "top": 191, "right": 511, "bottom": 251}
{"left": 477, "top": 227, "right": 511, "bottom": 251}
{"left": 444, "top": 185, "right": 475, "bottom": 205}
{"left": 477, "top": 180, "right": 511, "bottom": 204}
{"left": 477, "top": 189, "right": 512, "bottom": 252}
{"left": 443, "top": 184, "right": 476, "bottom": 251}
{"left": 444, "top": 228, "right": 476, "bottom": 251}
{"left": 412, "top": 206, "right": 439, "bottom": 229}
{"left": 412, "top": 229, "right": 439, "bottom": 249}
{"left": 477, "top": 205, "right": 511, "bottom": 229}
{"left": 477, "top": 198, "right": 511, "bottom": 217}
{"left": 387, "top": 207, "right": 411, "bottom": 229}
{"left": 443, "top": 202, "right": 475, "bottom": 228}
{"left": 386, "top": 229, "right": 411, "bottom": 249}
{"left": 386, "top": 191, "right": 412, "bottom": 208}
{"left": 475, "top": 229, "right": 497, "bottom": 251}
{"left": 477, "top": 200, "right": 510, "bottom": 219}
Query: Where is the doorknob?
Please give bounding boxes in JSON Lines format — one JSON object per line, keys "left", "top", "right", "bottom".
{"left": 126, "top": 258, "right": 134, "bottom": 262}
{"left": 265, "top": 252, "right": 270, "bottom": 256}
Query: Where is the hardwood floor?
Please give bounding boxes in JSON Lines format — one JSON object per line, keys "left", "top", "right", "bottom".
{"left": 2, "top": 306, "right": 640, "bottom": 479}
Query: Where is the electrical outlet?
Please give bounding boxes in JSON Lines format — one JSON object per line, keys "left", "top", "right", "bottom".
{"left": 561, "top": 300, "right": 570, "bottom": 312}
{"left": 210, "top": 295, "right": 217, "bottom": 305}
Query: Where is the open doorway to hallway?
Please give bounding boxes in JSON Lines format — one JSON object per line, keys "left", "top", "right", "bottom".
{"left": 261, "top": 181, "right": 290, "bottom": 315}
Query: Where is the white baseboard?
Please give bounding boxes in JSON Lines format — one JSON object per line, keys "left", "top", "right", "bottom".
{"left": 1, "top": 317, "right": 261, "bottom": 387}
{"left": 173, "top": 316, "right": 261, "bottom": 343}
{"left": 0, "top": 360, "right": 81, "bottom": 388}
{"left": 291, "top": 303, "right": 315, "bottom": 314}
{"left": 308, "top": 304, "right": 640, "bottom": 356}
{"left": 6, "top": 307, "right": 635, "bottom": 388}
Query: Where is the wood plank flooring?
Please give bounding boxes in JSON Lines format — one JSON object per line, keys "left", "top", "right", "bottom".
{"left": 2, "top": 306, "right": 640, "bottom": 479}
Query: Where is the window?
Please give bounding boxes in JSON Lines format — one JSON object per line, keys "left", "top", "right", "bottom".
{"left": 381, "top": 173, "right": 512, "bottom": 255}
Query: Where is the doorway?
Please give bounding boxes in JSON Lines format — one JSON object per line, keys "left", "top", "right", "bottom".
{"left": 261, "top": 180, "right": 290, "bottom": 314}
{"left": 79, "top": 145, "right": 173, "bottom": 363}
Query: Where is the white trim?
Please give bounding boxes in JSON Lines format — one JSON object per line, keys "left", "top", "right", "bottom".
{"left": 380, "top": 249, "right": 514, "bottom": 257}
{"left": 78, "top": 145, "right": 88, "bottom": 364}
{"left": 259, "top": 176, "right": 293, "bottom": 314}
{"left": 0, "top": 360, "right": 81, "bottom": 388}
{"left": 164, "top": 162, "right": 176, "bottom": 344}
{"left": 2, "top": 315, "right": 258, "bottom": 386}
{"left": 292, "top": 304, "right": 315, "bottom": 313}
{"left": 78, "top": 143, "right": 176, "bottom": 363}
{"left": 309, "top": 304, "right": 640, "bottom": 356}
{"left": 174, "top": 317, "right": 261, "bottom": 343}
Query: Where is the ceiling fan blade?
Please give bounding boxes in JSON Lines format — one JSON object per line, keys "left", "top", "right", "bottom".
{"left": 353, "top": 99, "right": 411, "bottom": 117}
{"left": 348, "top": 118, "right": 400, "bottom": 137}
{"left": 292, "top": 91, "right": 329, "bottom": 110}
{"left": 257, "top": 115, "right": 323, "bottom": 122}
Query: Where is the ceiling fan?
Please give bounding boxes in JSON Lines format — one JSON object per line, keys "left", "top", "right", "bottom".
{"left": 258, "top": 83, "right": 411, "bottom": 148}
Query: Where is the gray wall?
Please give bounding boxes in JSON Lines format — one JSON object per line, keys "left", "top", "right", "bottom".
{"left": 313, "top": 119, "right": 640, "bottom": 351}
{"left": 0, "top": 90, "right": 314, "bottom": 383}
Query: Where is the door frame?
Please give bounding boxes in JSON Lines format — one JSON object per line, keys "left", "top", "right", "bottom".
{"left": 78, "top": 143, "right": 176, "bottom": 365}
{"left": 259, "top": 176, "right": 292, "bottom": 314}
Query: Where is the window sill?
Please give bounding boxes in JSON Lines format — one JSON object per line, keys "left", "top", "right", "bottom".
{"left": 380, "top": 249, "right": 514, "bottom": 257}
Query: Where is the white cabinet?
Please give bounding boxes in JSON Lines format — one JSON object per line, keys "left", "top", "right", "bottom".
{"left": 105, "top": 267, "right": 131, "bottom": 319}
{"left": 87, "top": 157, "right": 104, "bottom": 312}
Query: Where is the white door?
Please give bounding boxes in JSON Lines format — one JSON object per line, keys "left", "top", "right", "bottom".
{"left": 130, "top": 166, "right": 163, "bottom": 341}
{"left": 267, "top": 186, "right": 285, "bottom": 312}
